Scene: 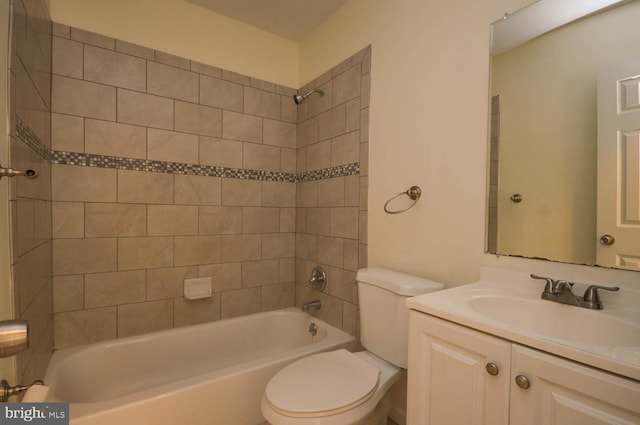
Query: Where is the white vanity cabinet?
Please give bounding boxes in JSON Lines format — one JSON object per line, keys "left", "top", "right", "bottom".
{"left": 407, "top": 310, "right": 640, "bottom": 425}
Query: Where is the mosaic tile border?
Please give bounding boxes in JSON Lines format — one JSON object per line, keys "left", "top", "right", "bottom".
{"left": 16, "top": 116, "right": 359, "bottom": 183}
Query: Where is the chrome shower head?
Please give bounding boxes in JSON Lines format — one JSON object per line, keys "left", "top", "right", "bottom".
{"left": 293, "top": 88, "right": 325, "bottom": 105}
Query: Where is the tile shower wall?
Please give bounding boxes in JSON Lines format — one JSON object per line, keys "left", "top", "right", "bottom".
{"left": 295, "top": 49, "right": 370, "bottom": 335}
{"left": 50, "top": 24, "right": 370, "bottom": 349}
{"left": 9, "top": 0, "right": 53, "bottom": 383}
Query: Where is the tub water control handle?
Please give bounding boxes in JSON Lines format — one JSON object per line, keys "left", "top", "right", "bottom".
{"left": 0, "top": 320, "right": 29, "bottom": 358}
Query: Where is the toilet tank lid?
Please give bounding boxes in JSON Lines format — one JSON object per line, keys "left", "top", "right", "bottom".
{"left": 356, "top": 268, "right": 444, "bottom": 296}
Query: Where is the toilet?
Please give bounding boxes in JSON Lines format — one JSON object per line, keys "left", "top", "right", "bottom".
{"left": 261, "top": 268, "right": 444, "bottom": 425}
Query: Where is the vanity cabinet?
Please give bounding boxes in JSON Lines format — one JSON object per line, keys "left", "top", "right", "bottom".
{"left": 407, "top": 311, "right": 640, "bottom": 425}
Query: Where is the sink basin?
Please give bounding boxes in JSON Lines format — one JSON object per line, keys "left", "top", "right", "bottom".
{"left": 467, "top": 295, "right": 640, "bottom": 348}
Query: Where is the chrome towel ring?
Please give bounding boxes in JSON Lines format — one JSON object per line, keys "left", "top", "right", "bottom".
{"left": 384, "top": 186, "right": 421, "bottom": 214}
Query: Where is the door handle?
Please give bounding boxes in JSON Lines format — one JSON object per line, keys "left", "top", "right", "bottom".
{"left": 599, "top": 234, "right": 615, "bottom": 245}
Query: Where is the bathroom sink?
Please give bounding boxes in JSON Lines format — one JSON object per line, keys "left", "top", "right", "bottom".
{"left": 467, "top": 295, "right": 640, "bottom": 348}
{"left": 406, "top": 267, "right": 640, "bottom": 381}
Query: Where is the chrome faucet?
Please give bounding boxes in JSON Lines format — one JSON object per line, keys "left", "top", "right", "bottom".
{"left": 531, "top": 274, "right": 619, "bottom": 310}
{"left": 302, "top": 300, "right": 321, "bottom": 312}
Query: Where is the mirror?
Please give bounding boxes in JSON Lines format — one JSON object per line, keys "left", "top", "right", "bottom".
{"left": 487, "top": 0, "right": 640, "bottom": 271}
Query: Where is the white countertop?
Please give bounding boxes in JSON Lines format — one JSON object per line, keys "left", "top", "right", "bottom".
{"left": 407, "top": 267, "right": 640, "bottom": 382}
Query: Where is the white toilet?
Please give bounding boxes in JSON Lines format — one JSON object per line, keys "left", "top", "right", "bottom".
{"left": 261, "top": 268, "right": 443, "bottom": 425}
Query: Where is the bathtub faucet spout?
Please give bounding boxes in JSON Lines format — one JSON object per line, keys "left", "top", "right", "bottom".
{"left": 302, "top": 300, "right": 321, "bottom": 312}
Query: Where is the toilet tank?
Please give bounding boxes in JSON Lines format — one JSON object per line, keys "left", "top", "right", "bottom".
{"left": 357, "top": 268, "right": 443, "bottom": 368}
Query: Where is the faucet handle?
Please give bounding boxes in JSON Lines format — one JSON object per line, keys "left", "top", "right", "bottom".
{"left": 581, "top": 285, "right": 620, "bottom": 309}
{"left": 530, "top": 274, "right": 555, "bottom": 293}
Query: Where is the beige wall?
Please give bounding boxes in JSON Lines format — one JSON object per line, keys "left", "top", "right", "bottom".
{"left": 48, "top": 0, "right": 299, "bottom": 88}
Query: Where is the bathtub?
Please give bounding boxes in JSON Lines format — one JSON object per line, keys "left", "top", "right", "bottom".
{"left": 42, "top": 308, "right": 356, "bottom": 425}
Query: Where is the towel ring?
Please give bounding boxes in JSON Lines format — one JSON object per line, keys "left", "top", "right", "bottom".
{"left": 384, "top": 186, "right": 421, "bottom": 214}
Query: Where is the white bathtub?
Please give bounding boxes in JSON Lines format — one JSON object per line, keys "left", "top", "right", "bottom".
{"left": 42, "top": 308, "right": 356, "bottom": 425}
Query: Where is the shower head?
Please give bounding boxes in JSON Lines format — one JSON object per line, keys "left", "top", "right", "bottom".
{"left": 293, "top": 88, "right": 325, "bottom": 105}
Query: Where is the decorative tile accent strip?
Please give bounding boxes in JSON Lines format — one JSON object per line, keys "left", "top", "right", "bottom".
{"left": 15, "top": 116, "right": 53, "bottom": 161}
{"left": 17, "top": 115, "right": 359, "bottom": 183}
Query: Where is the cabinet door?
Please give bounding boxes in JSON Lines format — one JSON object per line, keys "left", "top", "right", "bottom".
{"left": 510, "top": 345, "right": 640, "bottom": 425}
{"left": 407, "top": 311, "right": 511, "bottom": 425}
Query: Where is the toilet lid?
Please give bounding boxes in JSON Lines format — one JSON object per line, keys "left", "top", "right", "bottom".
{"left": 265, "top": 349, "right": 379, "bottom": 417}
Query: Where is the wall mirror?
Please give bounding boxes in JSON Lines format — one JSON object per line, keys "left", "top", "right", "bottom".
{"left": 487, "top": 0, "right": 640, "bottom": 271}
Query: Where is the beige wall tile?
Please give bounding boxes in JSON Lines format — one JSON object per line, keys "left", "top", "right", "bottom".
{"left": 297, "top": 181, "right": 318, "bottom": 208}
{"left": 280, "top": 208, "right": 295, "bottom": 233}
{"left": 251, "top": 78, "right": 275, "bottom": 92}
{"left": 221, "top": 234, "right": 261, "bottom": 262}
{"left": 296, "top": 148, "right": 308, "bottom": 173}
{"left": 147, "top": 61, "right": 198, "bottom": 102}
{"left": 359, "top": 176, "right": 368, "bottom": 211}
{"left": 70, "top": 27, "right": 114, "bottom": 49}
{"left": 306, "top": 82, "right": 333, "bottom": 117}
{"left": 222, "top": 111, "right": 262, "bottom": 143}
{"left": 52, "top": 23, "right": 70, "bottom": 38}
{"left": 263, "top": 119, "right": 296, "bottom": 148}
{"left": 85, "top": 270, "right": 146, "bottom": 308}
{"left": 118, "top": 300, "right": 173, "bottom": 338}
{"left": 262, "top": 233, "right": 294, "bottom": 259}
{"left": 147, "top": 266, "right": 197, "bottom": 300}
{"left": 332, "top": 65, "right": 361, "bottom": 105}
{"left": 243, "top": 207, "right": 279, "bottom": 234}
{"left": 244, "top": 87, "right": 280, "bottom": 120}
{"left": 331, "top": 131, "right": 360, "bottom": 166}
{"left": 52, "top": 113, "right": 83, "bottom": 152}
{"left": 318, "top": 177, "right": 345, "bottom": 207}
{"left": 174, "top": 295, "right": 221, "bottom": 327}
{"left": 359, "top": 211, "right": 368, "bottom": 244}
{"left": 52, "top": 201, "right": 84, "bottom": 238}
{"left": 85, "top": 119, "right": 147, "bottom": 159}
{"left": 117, "top": 170, "right": 174, "bottom": 204}
{"left": 84, "top": 45, "right": 146, "bottom": 91}
{"left": 343, "top": 239, "right": 359, "bottom": 272}
{"left": 278, "top": 258, "right": 295, "bottom": 283}
{"left": 117, "top": 89, "right": 174, "bottom": 130}
{"left": 199, "top": 75, "right": 243, "bottom": 112}
{"left": 52, "top": 165, "right": 116, "bottom": 202}
{"left": 54, "top": 307, "right": 116, "bottom": 349}
{"left": 281, "top": 148, "right": 296, "bottom": 174}
{"left": 115, "top": 40, "right": 155, "bottom": 60}
{"left": 345, "top": 98, "right": 361, "bottom": 133}
{"left": 281, "top": 95, "right": 297, "bottom": 123}
{"left": 297, "top": 116, "right": 318, "bottom": 147}
{"left": 199, "top": 137, "right": 243, "bottom": 169}
{"left": 85, "top": 203, "right": 146, "bottom": 237}
{"left": 295, "top": 284, "right": 342, "bottom": 329}
{"left": 307, "top": 140, "right": 331, "bottom": 171}
{"left": 359, "top": 243, "right": 367, "bottom": 269}
{"left": 53, "top": 275, "right": 84, "bottom": 313}
{"left": 175, "top": 101, "right": 222, "bottom": 137}
{"left": 198, "top": 262, "right": 241, "bottom": 292}
{"left": 243, "top": 143, "right": 280, "bottom": 172}
{"left": 261, "top": 284, "right": 294, "bottom": 311}
{"left": 295, "top": 233, "right": 316, "bottom": 261}
{"left": 328, "top": 267, "right": 357, "bottom": 303}
{"left": 263, "top": 181, "right": 295, "bottom": 207}
{"left": 53, "top": 238, "right": 117, "bottom": 275}
{"left": 147, "top": 129, "right": 199, "bottom": 164}
{"left": 360, "top": 110, "right": 369, "bottom": 143}
{"left": 148, "top": 205, "right": 198, "bottom": 236}
{"left": 330, "top": 207, "right": 359, "bottom": 240}
{"left": 361, "top": 73, "right": 371, "bottom": 109}
{"left": 319, "top": 104, "right": 346, "bottom": 141}
{"left": 175, "top": 175, "right": 221, "bottom": 205}
{"left": 174, "top": 235, "right": 221, "bottom": 266}
{"left": 221, "top": 179, "right": 261, "bottom": 206}
{"left": 52, "top": 75, "right": 116, "bottom": 120}
{"left": 360, "top": 141, "right": 369, "bottom": 175}
{"left": 199, "top": 206, "right": 242, "bottom": 234}
{"left": 191, "top": 61, "right": 222, "bottom": 78}
{"left": 118, "top": 237, "right": 173, "bottom": 270}
{"left": 220, "top": 287, "right": 260, "bottom": 319}
{"left": 222, "top": 70, "right": 250, "bottom": 85}
{"left": 52, "top": 37, "right": 82, "bottom": 78}
{"left": 345, "top": 175, "right": 359, "bottom": 207}
{"left": 241, "top": 259, "right": 278, "bottom": 287}
{"left": 155, "top": 51, "right": 190, "bottom": 70}
{"left": 342, "top": 301, "right": 358, "bottom": 336}
{"left": 317, "top": 236, "right": 344, "bottom": 267}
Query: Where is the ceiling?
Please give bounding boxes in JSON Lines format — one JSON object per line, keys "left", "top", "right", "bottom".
{"left": 185, "top": 0, "right": 350, "bottom": 41}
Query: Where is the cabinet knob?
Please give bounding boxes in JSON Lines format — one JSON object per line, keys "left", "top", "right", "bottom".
{"left": 515, "top": 375, "right": 530, "bottom": 389}
{"left": 485, "top": 363, "right": 499, "bottom": 376}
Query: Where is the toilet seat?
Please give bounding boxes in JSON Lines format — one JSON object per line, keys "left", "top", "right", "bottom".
{"left": 264, "top": 349, "right": 379, "bottom": 418}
